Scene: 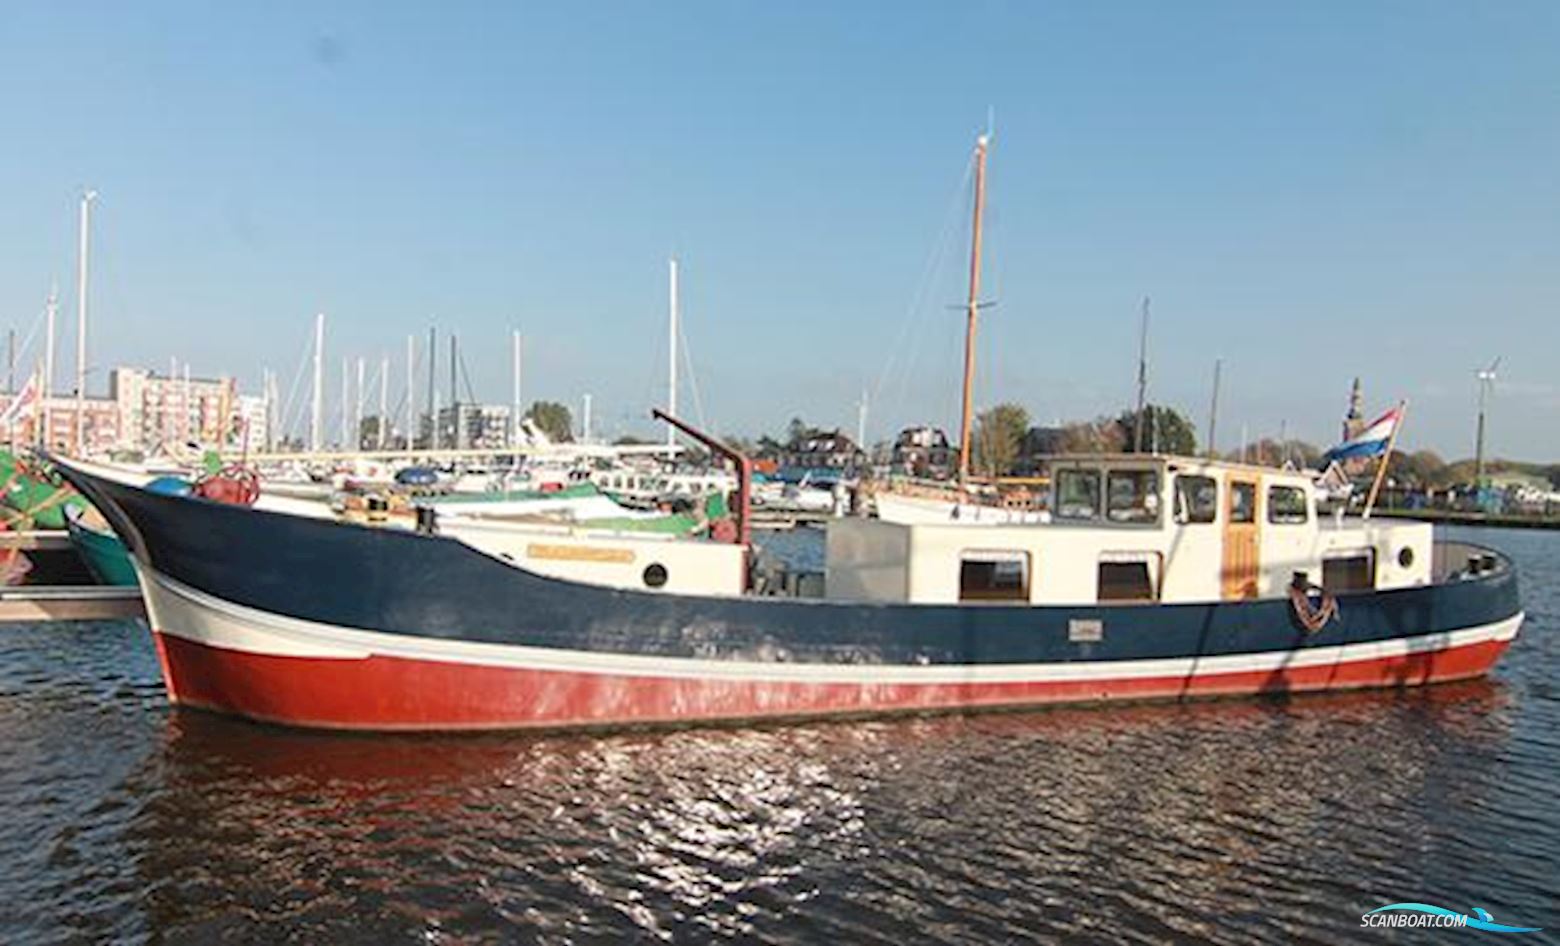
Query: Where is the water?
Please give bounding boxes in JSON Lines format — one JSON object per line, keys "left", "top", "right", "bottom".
{"left": 0, "top": 526, "right": 1555, "bottom": 943}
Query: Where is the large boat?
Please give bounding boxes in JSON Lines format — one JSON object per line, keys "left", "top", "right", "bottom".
{"left": 55, "top": 443, "right": 1523, "bottom": 732}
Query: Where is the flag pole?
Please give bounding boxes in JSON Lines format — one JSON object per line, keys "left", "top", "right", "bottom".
{"left": 1362, "top": 400, "right": 1407, "bottom": 520}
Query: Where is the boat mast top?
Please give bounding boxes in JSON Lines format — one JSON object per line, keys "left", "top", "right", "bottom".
{"left": 957, "top": 134, "right": 990, "bottom": 488}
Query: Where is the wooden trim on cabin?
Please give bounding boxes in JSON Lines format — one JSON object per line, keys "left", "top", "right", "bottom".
{"left": 525, "top": 544, "right": 637, "bottom": 565}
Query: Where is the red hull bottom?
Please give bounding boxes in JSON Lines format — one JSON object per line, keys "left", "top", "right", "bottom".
{"left": 150, "top": 631, "right": 1513, "bottom": 732}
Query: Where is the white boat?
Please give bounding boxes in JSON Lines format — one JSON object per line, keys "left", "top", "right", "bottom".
{"left": 874, "top": 490, "right": 1048, "bottom": 524}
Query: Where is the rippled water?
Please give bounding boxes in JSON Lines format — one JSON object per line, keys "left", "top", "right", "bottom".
{"left": 0, "top": 526, "right": 1555, "bottom": 943}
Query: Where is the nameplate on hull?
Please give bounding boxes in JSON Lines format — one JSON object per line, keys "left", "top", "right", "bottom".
{"left": 1069, "top": 619, "right": 1104, "bottom": 643}
{"left": 526, "top": 543, "right": 636, "bottom": 565}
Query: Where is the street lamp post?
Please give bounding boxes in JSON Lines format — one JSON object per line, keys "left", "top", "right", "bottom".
{"left": 1473, "top": 356, "right": 1500, "bottom": 488}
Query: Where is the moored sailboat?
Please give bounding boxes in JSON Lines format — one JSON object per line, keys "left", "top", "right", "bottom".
{"left": 873, "top": 132, "right": 1049, "bottom": 524}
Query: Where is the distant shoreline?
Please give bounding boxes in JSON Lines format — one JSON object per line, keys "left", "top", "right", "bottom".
{"left": 1374, "top": 508, "right": 1560, "bottom": 531}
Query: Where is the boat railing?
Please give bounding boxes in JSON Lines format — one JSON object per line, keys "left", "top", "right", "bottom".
{"left": 1432, "top": 540, "right": 1511, "bottom": 582}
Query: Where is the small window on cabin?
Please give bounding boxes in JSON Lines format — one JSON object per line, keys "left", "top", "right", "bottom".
{"left": 1322, "top": 553, "right": 1375, "bottom": 593}
{"left": 959, "top": 551, "right": 1030, "bottom": 602}
{"left": 1175, "top": 475, "right": 1218, "bottom": 524}
{"left": 1268, "top": 485, "right": 1309, "bottom": 525}
{"left": 1098, "top": 559, "right": 1158, "bottom": 602}
{"left": 1055, "top": 469, "right": 1101, "bottom": 521}
{"left": 1106, "top": 471, "right": 1160, "bottom": 524}
{"left": 1229, "top": 482, "right": 1256, "bottom": 523}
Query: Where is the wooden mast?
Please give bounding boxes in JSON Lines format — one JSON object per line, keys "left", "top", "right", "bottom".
{"left": 956, "top": 134, "right": 990, "bottom": 488}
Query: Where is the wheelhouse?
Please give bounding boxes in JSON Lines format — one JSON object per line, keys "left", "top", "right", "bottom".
{"left": 828, "top": 454, "right": 1433, "bottom": 606}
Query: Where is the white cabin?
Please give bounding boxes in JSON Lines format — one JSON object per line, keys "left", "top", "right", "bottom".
{"left": 828, "top": 455, "right": 1432, "bottom": 605}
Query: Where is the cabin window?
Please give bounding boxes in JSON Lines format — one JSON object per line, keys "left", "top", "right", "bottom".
{"left": 1229, "top": 482, "right": 1256, "bottom": 523}
{"left": 1174, "top": 475, "right": 1218, "bottom": 524}
{"left": 1106, "top": 471, "right": 1161, "bottom": 525}
{"left": 959, "top": 551, "right": 1030, "bottom": 603}
{"left": 1098, "top": 553, "right": 1159, "bottom": 603}
{"left": 1055, "top": 469, "right": 1102, "bottom": 521}
{"left": 1267, "top": 485, "right": 1309, "bottom": 525}
{"left": 1322, "top": 552, "right": 1375, "bottom": 592}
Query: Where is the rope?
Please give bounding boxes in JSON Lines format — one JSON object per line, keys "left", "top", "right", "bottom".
{"left": 277, "top": 328, "right": 316, "bottom": 446}
{"left": 874, "top": 152, "right": 977, "bottom": 415}
{"left": 679, "top": 319, "right": 709, "bottom": 433}
{"left": 1288, "top": 579, "right": 1339, "bottom": 634}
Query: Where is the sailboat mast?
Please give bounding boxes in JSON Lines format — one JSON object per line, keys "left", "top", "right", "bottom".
{"left": 74, "top": 190, "right": 96, "bottom": 455}
{"left": 425, "top": 327, "right": 436, "bottom": 449}
{"left": 857, "top": 388, "right": 868, "bottom": 457}
{"left": 377, "top": 354, "right": 388, "bottom": 449}
{"left": 264, "top": 368, "right": 276, "bottom": 452}
{"left": 667, "top": 258, "right": 679, "bottom": 450}
{"left": 339, "top": 357, "right": 349, "bottom": 448}
{"left": 42, "top": 287, "right": 57, "bottom": 447}
{"left": 405, "top": 334, "right": 415, "bottom": 449}
{"left": 183, "top": 362, "right": 191, "bottom": 442}
{"left": 511, "top": 329, "right": 522, "bottom": 449}
{"left": 1134, "top": 297, "right": 1150, "bottom": 453}
{"left": 354, "top": 357, "right": 365, "bottom": 450}
{"left": 310, "top": 313, "right": 324, "bottom": 454}
{"left": 450, "top": 333, "right": 460, "bottom": 449}
{"left": 956, "top": 135, "right": 990, "bottom": 487}
{"left": 1206, "top": 358, "right": 1221, "bottom": 458}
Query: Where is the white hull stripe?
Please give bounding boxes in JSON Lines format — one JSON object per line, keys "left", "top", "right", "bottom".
{"left": 139, "top": 565, "right": 1523, "bottom": 686}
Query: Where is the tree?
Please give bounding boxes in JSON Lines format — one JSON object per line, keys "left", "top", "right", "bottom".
{"left": 1393, "top": 449, "right": 1448, "bottom": 487}
{"left": 1239, "top": 438, "right": 1324, "bottom": 469}
{"left": 972, "top": 403, "right": 1030, "bottom": 476}
{"left": 525, "top": 401, "right": 574, "bottom": 442}
{"left": 722, "top": 434, "right": 757, "bottom": 455}
{"left": 786, "top": 418, "right": 823, "bottom": 452}
{"left": 1116, "top": 404, "right": 1196, "bottom": 456}
{"left": 1057, "top": 417, "right": 1126, "bottom": 454}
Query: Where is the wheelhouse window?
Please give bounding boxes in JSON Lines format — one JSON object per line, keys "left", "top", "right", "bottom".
{"left": 1229, "top": 482, "right": 1256, "bottom": 523}
{"left": 1267, "top": 485, "right": 1309, "bottom": 525}
{"left": 959, "top": 551, "right": 1030, "bottom": 603}
{"left": 1106, "top": 471, "right": 1161, "bottom": 525}
{"left": 1055, "top": 469, "right": 1102, "bottom": 521}
{"left": 1174, "top": 475, "right": 1218, "bottom": 524}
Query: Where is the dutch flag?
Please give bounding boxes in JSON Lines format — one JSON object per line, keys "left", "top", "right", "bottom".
{"left": 0, "top": 372, "right": 40, "bottom": 431}
{"left": 1324, "top": 406, "right": 1403, "bottom": 463}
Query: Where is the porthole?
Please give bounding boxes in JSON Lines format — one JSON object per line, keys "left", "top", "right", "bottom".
{"left": 1397, "top": 546, "right": 1415, "bottom": 569}
{"left": 643, "top": 563, "right": 669, "bottom": 588}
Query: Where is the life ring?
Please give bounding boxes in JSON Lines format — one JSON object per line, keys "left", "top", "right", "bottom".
{"left": 1288, "top": 578, "right": 1338, "bottom": 633}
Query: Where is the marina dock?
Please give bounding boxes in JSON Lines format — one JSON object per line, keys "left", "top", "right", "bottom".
{"left": 0, "top": 584, "right": 143, "bottom": 622}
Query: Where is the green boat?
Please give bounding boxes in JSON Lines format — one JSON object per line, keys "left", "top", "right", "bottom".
{"left": 64, "top": 508, "right": 138, "bottom": 587}
{"left": 0, "top": 450, "right": 85, "bottom": 530}
{"left": 0, "top": 449, "right": 134, "bottom": 585}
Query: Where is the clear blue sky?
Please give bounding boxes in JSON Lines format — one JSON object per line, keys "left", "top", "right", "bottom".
{"left": 2, "top": 1, "right": 1558, "bottom": 458}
